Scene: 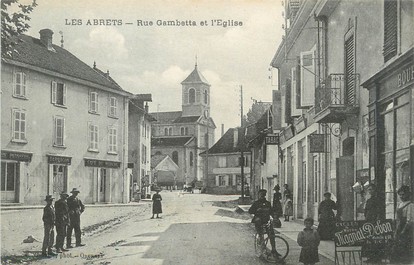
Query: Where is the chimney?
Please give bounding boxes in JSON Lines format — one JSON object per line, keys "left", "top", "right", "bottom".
{"left": 39, "top": 29, "right": 55, "bottom": 51}
{"left": 145, "top": 102, "right": 149, "bottom": 113}
{"left": 221, "top": 124, "right": 224, "bottom": 137}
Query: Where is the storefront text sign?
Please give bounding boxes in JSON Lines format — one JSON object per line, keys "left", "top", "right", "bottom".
{"left": 84, "top": 158, "right": 121, "bottom": 168}
{"left": 397, "top": 64, "right": 414, "bottom": 88}
{"left": 334, "top": 220, "right": 393, "bottom": 247}
{"left": 1, "top": 150, "right": 32, "bottom": 162}
{"left": 47, "top": 155, "right": 72, "bottom": 165}
{"left": 265, "top": 134, "right": 279, "bottom": 145}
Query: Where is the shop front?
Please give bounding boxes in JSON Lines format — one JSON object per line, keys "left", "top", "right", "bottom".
{"left": 84, "top": 158, "right": 121, "bottom": 203}
{"left": 47, "top": 154, "right": 71, "bottom": 198}
{"left": 1, "top": 150, "right": 32, "bottom": 203}
{"left": 362, "top": 48, "right": 413, "bottom": 219}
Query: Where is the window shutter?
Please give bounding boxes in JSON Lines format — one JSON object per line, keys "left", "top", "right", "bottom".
{"left": 383, "top": 0, "right": 398, "bottom": 62}
{"left": 22, "top": 73, "right": 26, "bottom": 96}
{"left": 96, "top": 93, "right": 99, "bottom": 112}
{"left": 300, "top": 47, "right": 316, "bottom": 107}
{"left": 13, "top": 71, "right": 17, "bottom": 95}
{"left": 291, "top": 67, "right": 301, "bottom": 116}
{"left": 284, "top": 80, "right": 292, "bottom": 124}
{"left": 215, "top": 176, "right": 219, "bottom": 186}
{"left": 345, "top": 34, "right": 356, "bottom": 105}
{"left": 114, "top": 98, "right": 117, "bottom": 116}
{"left": 63, "top": 84, "right": 67, "bottom": 106}
{"left": 51, "top": 81, "right": 57, "bottom": 103}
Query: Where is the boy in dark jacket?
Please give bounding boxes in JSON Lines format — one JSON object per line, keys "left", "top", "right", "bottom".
{"left": 42, "top": 195, "right": 56, "bottom": 257}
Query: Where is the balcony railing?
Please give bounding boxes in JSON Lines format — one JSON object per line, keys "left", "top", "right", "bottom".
{"left": 315, "top": 73, "right": 360, "bottom": 114}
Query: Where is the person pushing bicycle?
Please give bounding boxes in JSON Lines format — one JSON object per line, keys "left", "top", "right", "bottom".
{"left": 249, "top": 189, "right": 282, "bottom": 261}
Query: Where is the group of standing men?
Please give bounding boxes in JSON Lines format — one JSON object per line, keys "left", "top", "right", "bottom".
{"left": 42, "top": 188, "right": 85, "bottom": 257}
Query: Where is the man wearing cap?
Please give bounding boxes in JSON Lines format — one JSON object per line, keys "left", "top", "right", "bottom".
{"left": 42, "top": 195, "right": 56, "bottom": 257}
{"left": 249, "top": 189, "right": 281, "bottom": 261}
{"left": 66, "top": 188, "right": 85, "bottom": 248}
{"left": 55, "top": 192, "right": 70, "bottom": 253}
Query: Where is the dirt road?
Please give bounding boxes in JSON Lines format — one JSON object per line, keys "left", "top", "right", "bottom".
{"left": 2, "top": 191, "right": 334, "bottom": 265}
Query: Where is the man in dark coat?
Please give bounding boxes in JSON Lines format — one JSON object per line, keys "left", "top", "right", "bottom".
{"left": 55, "top": 192, "right": 70, "bottom": 253}
{"left": 363, "top": 184, "right": 383, "bottom": 263}
{"left": 42, "top": 195, "right": 57, "bottom": 257}
{"left": 249, "top": 189, "right": 281, "bottom": 261}
{"left": 66, "top": 188, "right": 85, "bottom": 248}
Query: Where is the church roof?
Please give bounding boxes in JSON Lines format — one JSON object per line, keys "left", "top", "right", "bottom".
{"left": 181, "top": 65, "right": 210, "bottom": 85}
{"left": 152, "top": 136, "right": 194, "bottom": 147}
{"left": 150, "top": 111, "right": 182, "bottom": 124}
{"left": 201, "top": 128, "right": 250, "bottom": 155}
{"left": 173, "top": 115, "right": 201, "bottom": 123}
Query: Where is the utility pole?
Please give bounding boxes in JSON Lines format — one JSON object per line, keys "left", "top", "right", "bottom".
{"left": 240, "top": 85, "right": 245, "bottom": 201}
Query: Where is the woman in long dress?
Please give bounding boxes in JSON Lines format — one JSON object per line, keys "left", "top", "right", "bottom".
{"left": 151, "top": 189, "right": 162, "bottom": 219}
{"left": 273, "top": 184, "right": 283, "bottom": 219}
{"left": 317, "top": 192, "right": 337, "bottom": 240}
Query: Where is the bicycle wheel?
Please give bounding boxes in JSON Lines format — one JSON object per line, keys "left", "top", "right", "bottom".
{"left": 274, "top": 235, "right": 289, "bottom": 260}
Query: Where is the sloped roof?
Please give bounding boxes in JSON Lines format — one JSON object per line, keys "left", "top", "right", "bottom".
{"left": 149, "top": 111, "right": 182, "bottom": 124}
{"left": 152, "top": 136, "right": 193, "bottom": 147}
{"left": 5, "top": 34, "right": 125, "bottom": 92}
{"left": 201, "top": 127, "right": 250, "bottom": 155}
{"left": 151, "top": 154, "right": 179, "bottom": 171}
{"left": 173, "top": 115, "right": 200, "bottom": 123}
{"left": 181, "top": 65, "right": 210, "bottom": 85}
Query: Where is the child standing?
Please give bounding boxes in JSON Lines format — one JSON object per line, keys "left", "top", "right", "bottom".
{"left": 297, "top": 217, "right": 320, "bottom": 265}
{"left": 283, "top": 195, "right": 293, "bottom": 221}
{"left": 151, "top": 188, "right": 162, "bottom": 219}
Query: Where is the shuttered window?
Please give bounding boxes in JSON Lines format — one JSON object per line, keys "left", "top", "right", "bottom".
{"left": 383, "top": 0, "right": 398, "bottom": 62}
{"left": 345, "top": 34, "right": 356, "bottom": 105}
{"left": 284, "top": 80, "right": 292, "bottom": 124}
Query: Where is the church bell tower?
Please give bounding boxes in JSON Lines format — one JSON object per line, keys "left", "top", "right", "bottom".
{"left": 181, "top": 63, "right": 210, "bottom": 117}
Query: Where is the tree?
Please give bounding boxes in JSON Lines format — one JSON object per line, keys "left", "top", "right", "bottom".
{"left": 1, "top": 0, "right": 37, "bottom": 57}
{"left": 242, "top": 101, "right": 271, "bottom": 127}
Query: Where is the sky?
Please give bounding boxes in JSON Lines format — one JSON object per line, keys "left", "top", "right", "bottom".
{"left": 23, "top": 0, "right": 283, "bottom": 140}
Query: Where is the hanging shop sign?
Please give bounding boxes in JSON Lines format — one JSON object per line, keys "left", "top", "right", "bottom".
{"left": 1, "top": 150, "right": 32, "bottom": 162}
{"left": 265, "top": 134, "right": 280, "bottom": 145}
{"left": 84, "top": 158, "right": 121, "bottom": 168}
{"left": 47, "top": 154, "right": 72, "bottom": 165}
{"left": 309, "top": 134, "right": 325, "bottom": 153}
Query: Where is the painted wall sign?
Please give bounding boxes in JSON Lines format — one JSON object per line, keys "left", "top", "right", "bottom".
{"left": 84, "top": 158, "right": 121, "bottom": 168}
{"left": 334, "top": 220, "right": 393, "bottom": 247}
{"left": 47, "top": 155, "right": 72, "bottom": 165}
{"left": 1, "top": 150, "right": 32, "bottom": 162}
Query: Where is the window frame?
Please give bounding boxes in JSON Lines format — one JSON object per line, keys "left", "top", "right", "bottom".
{"left": 88, "top": 122, "right": 99, "bottom": 152}
{"left": 108, "top": 126, "right": 118, "bottom": 154}
{"left": 54, "top": 116, "right": 65, "bottom": 147}
{"left": 51, "top": 81, "right": 67, "bottom": 107}
{"left": 11, "top": 108, "right": 27, "bottom": 143}
{"left": 108, "top": 96, "right": 117, "bottom": 118}
{"left": 13, "top": 71, "right": 27, "bottom": 99}
{"left": 89, "top": 91, "right": 99, "bottom": 114}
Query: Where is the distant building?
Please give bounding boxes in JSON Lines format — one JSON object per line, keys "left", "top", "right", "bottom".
{"left": 150, "top": 64, "right": 216, "bottom": 188}
{"left": 151, "top": 154, "right": 179, "bottom": 190}
{"left": 128, "top": 94, "right": 156, "bottom": 200}
{"left": 200, "top": 128, "right": 251, "bottom": 195}
{"left": 1, "top": 29, "right": 132, "bottom": 204}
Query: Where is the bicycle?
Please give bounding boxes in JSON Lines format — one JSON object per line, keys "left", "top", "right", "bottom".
{"left": 254, "top": 220, "right": 289, "bottom": 263}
